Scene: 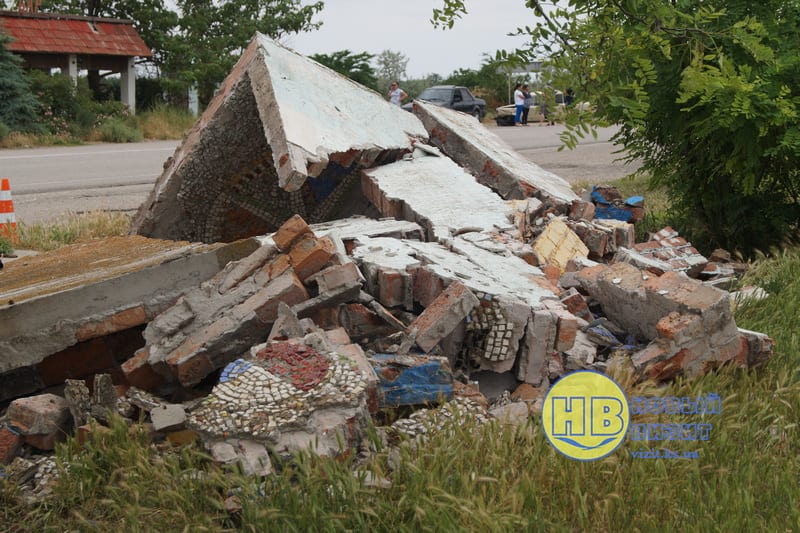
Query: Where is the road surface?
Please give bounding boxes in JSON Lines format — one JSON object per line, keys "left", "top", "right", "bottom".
{"left": 0, "top": 125, "right": 640, "bottom": 225}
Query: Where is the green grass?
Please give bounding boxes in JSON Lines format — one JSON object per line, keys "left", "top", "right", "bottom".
{"left": 15, "top": 211, "right": 132, "bottom": 252}
{"left": 1, "top": 180, "right": 798, "bottom": 531}
{"left": 135, "top": 105, "right": 196, "bottom": 140}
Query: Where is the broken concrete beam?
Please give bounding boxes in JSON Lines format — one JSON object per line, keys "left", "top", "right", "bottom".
{"left": 371, "top": 354, "right": 454, "bottom": 407}
{"left": 411, "top": 99, "right": 579, "bottom": 207}
{"left": 131, "top": 34, "right": 427, "bottom": 243}
{"left": 516, "top": 310, "right": 557, "bottom": 386}
{"left": 361, "top": 149, "right": 515, "bottom": 241}
{"left": 188, "top": 342, "right": 371, "bottom": 458}
{"left": 410, "top": 280, "right": 479, "bottom": 353}
{"left": 0, "top": 236, "right": 258, "bottom": 402}
{"left": 310, "top": 216, "right": 425, "bottom": 243}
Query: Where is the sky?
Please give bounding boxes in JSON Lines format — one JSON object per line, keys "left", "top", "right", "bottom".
{"left": 285, "top": 0, "right": 543, "bottom": 79}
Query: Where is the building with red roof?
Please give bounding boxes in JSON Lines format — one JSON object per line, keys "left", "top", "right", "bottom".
{"left": 0, "top": 10, "right": 152, "bottom": 113}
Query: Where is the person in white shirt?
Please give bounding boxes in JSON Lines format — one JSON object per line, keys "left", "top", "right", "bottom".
{"left": 387, "top": 81, "right": 408, "bottom": 106}
{"left": 513, "top": 83, "right": 525, "bottom": 125}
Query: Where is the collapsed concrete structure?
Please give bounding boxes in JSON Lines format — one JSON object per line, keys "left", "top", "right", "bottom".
{"left": 0, "top": 34, "right": 775, "bottom": 471}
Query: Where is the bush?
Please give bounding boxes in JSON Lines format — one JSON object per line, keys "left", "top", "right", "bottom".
{"left": 96, "top": 117, "right": 143, "bottom": 143}
{"left": 0, "top": 236, "right": 14, "bottom": 256}
{"left": 0, "top": 121, "right": 9, "bottom": 140}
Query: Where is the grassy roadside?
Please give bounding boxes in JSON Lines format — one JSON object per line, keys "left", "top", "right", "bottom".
{"left": 0, "top": 106, "right": 195, "bottom": 149}
{"left": 1, "top": 180, "right": 798, "bottom": 531}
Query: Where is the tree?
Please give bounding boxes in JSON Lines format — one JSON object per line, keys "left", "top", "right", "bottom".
{"left": 374, "top": 49, "right": 409, "bottom": 89}
{"left": 0, "top": 33, "right": 41, "bottom": 132}
{"left": 435, "top": 0, "right": 800, "bottom": 256}
{"left": 310, "top": 50, "right": 378, "bottom": 91}
{"left": 40, "top": 0, "right": 324, "bottom": 105}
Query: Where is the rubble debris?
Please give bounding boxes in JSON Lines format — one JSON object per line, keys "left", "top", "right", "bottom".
{"left": 409, "top": 280, "right": 479, "bottom": 353}
{"left": 628, "top": 226, "right": 708, "bottom": 277}
{"left": 6, "top": 394, "right": 70, "bottom": 451}
{"left": 372, "top": 354, "right": 454, "bottom": 407}
{"left": 411, "top": 99, "right": 580, "bottom": 207}
{"left": 589, "top": 185, "right": 644, "bottom": 222}
{"left": 531, "top": 217, "right": 588, "bottom": 271}
{"left": 390, "top": 397, "right": 489, "bottom": 441}
{"left": 0, "top": 236, "right": 258, "bottom": 401}
{"left": 131, "top": 34, "right": 427, "bottom": 243}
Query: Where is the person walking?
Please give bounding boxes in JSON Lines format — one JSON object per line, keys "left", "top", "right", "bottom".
{"left": 521, "top": 84, "right": 533, "bottom": 125}
{"left": 513, "top": 83, "right": 525, "bottom": 126}
{"left": 387, "top": 81, "right": 407, "bottom": 106}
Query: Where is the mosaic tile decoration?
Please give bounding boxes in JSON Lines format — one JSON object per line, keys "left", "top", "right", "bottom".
{"left": 464, "top": 291, "right": 515, "bottom": 363}
{"left": 188, "top": 342, "right": 367, "bottom": 440}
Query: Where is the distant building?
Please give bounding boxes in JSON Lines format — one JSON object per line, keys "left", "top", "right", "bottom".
{"left": 0, "top": 10, "right": 152, "bottom": 113}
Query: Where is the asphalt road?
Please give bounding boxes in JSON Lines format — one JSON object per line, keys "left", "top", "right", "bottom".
{"left": 0, "top": 125, "right": 640, "bottom": 225}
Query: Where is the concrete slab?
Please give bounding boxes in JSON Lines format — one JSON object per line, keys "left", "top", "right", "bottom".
{"left": 132, "top": 34, "right": 427, "bottom": 243}
{"left": 411, "top": 100, "right": 579, "bottom": 207}
{"left": 362, "top": 150, "right": 514, "bottom": 241}
{"left": 0, "top": 236, "right": 257, "bottom": 401}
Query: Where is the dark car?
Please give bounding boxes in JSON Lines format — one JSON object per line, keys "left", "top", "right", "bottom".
{"left": 402, "top": 85, "right": 486, "bottom": 120}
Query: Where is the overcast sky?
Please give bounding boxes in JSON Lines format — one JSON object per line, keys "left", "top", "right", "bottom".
{"left": 285, "top": 0, "right": 542, "bottom": 79}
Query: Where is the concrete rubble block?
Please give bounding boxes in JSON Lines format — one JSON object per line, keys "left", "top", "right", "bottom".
{"left": 614, "top": 247, "right": 672, "bottom": 275}
{"left": 132, "top": 35, "right": 426, "bottom": 243}
{"left": 489, "top": 402, "right": 529, "bottom": 426}
{"left": 310, "top": 216, "right": 425, "bottom": 243}
{"left": 643, "top": 271, "right": 733, "bottom": 335}
{"left": 324, "top": 327, "right": 351, "bottom": 347}
{"left": 217, "top": 243, "right": 278, "bottom": 293}
{"left": 232, "top": 270, "right": 310, "bottom": 324}
{"left": 150, "top": 403, "right": 187, "bottom": 433}
{"left": 306, "top": 262, "right": 364, "bottom": 293}
{"left": 0, "top": 237, "right": 257, "bottom": 402}
{"left": 577, "top": 263, "right": 652, "bottom": 340}
{"left": 410, "top": 280, "right": 479, "bottom": 353}
{"left": 516, "top": 310, "right": 558, "bottom": 386}
{"left": 188, "top": 342, "right": 371, "bottom": 458}
{"left": 64, "top": 379, "right": 92, "bottom": 428}
{"left": 564, "top": 330, "right": 599, "bottom": 369}
{"left": 268, "top": 301, "right": 306, "bottom": 342}
{"left": 371, "top": 354, "right": 454, "bottom": 408}
{"left": 532, "top": 218, "right": 589, "bottom": 273}
{"left": 633, "top": 226, "right": 709, "bottom": 277}
{"left": 412, "top": 266, "right": 445, "bottom": 308}
{"left": 411, "top": 99, "right": 579, "bottom": 207}
{"left": 122, "top": 348, "right": 165, "bottom": 391}
{"left": 338, "top": 303, "right": 396, "bottom": 340}
{"left": 207, "top": 439, "right": 273, "bottom": 477}
{"left": 735, "top": 328, "right": 775, "bottom": 368}
{"left": 376, "top": 268, "right": 414, "bottom": 310}
{"left": 0, "top": 425, "right": 23, "bottom": 464}
{"left": 361, "top": 151, "right": 515, "bottom": 241}
{"left": 472, "top": 295, "right": 530, "bottom": 372}
{"left": 550, "top": 308, "right": 578, "bottom": 352}
{"left": 560, "top": 288, "right": 593, "bottom": 322}
{"left": 7, "top": 394, "right": 70, "bottom": 450}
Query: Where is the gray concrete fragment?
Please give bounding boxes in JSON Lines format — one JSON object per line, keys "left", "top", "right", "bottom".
{"left": 411, "top": 99, "right": 579, "bottom": 207}
{"left": 150, "top": 403, "right": 187, "bottom": 433}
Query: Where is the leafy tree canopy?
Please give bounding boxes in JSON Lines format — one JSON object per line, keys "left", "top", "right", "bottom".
{"left": 374, "top": 49, "right": 409, "bottom": 90}
{"left": 310, "top": 50, "right": 378, "bottom": 91}
{"left": 434, "top": 0, "right": 800, "bottom": 255}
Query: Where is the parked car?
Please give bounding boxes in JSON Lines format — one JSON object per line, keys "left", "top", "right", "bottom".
{"left": 402, "top": 85, "right": 486, "bottom": 120}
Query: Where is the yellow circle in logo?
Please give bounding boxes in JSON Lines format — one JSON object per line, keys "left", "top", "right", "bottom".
{"left": 541, "top": 370, "right": 630, "bottom": 461}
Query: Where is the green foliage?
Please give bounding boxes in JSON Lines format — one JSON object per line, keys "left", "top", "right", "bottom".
{"left": 0, "top": 236, "right": 14, "bottom": 256}
{"left": 0, "top": 33, "right": 42, "bottom": 133}
{"left": 0, "top": 121, "right": 9, "bottom": 140}
{"left": 96, "top": 117, "right": 143, "bottom": 143}
{"left": 438, "top": 0, "right": 800, "bottom": 256}
{"left": 310, "top": 50, "right": 379, "bottom": 91}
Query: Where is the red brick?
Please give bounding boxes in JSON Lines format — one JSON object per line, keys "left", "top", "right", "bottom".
{"left": 75, "top": 305, "right": 147, "bottom": 342}
{"left": 76, "top": 423, "right": 113, "bottom": 448}
{"left": 309, "top": 262, "right": 363, "bottom": 293}
{"left": 511, "top": 383, "right": 546, "bottom": 402}
{"left": 0, "top": 426, "right": 23, "bottom": 464}
{"left": 412, "top": 267, "right": 444, "bottom": 308}
{"left": 361, "top": 173, "right": 404, "bottom": 219}
{"left": 560, "top": 290, "right": 591, "bottom": 320}
{"left": 631, "top": 343, "right": 669, "bottom": 370}
{"left": 165, "top": 317, "right": 236, "bottom": 385}
{"left": 377, "top": 268, "right": 408, "bottom": 309}
{"left": 551, "top": 309, "right": 578, "bottom": 351}
{"left": 634, "top": 240, "right": 661, "bottom": 252}
{"left": 273, "top": 214, "right": 312, "bottom": 252}
{"left": 569, "top": 199, "right": 595, "bottom": 221}
{"left": 410, "top": 281, "right": 480, "bottom": 353}
{"left": 234, "top": 271, "right": 309, "bottom": 324}
{"left": 655, "top": 312, "right": 703, "bottom": 345}
{"left": 542, "top": 264, "right": 561, "bottom": 287}
{"left": 37, "top": 337, "right": 115, "bottom": 386}
{"left": 645, "top": 348, "right": 691, "bottom": 382}
{"left": 254, "top": 253, "right": 292, "bottom": 286}
{"left": 289, "top": 235, "right": 333, "bottom": 281}
{"left": 25, "top": 431, "right": 66, "bottom": 451}
{"left": 121, "top": 348, "right": 165, "bottom": 391}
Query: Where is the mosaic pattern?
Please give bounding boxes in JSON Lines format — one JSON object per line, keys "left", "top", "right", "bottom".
{"left": 390, "top": 397, "right": 489, "bottom": 440}
{"left": 463, "top": 292, "right": 515, "bottom": 363}
{"left": 188, "top": 343, "right": 367, "bottom": 441}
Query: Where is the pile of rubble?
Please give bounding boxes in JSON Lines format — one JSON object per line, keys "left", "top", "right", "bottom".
{"left": 0, "top": 34, "right": 774, "bottom": 483}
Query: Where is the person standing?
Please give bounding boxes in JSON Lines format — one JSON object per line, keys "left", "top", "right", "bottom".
{"left": 513, "top": 83, "right": 525, "bottom": 126}
{"left": 521, "top": 84, "right": 533, "bottom": 125}
{"left": 387, "top": 81, "right": 407, "bottom": 106}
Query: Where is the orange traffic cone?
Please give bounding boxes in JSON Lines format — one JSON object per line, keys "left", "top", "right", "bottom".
{"left": 0, "top": 178, "right": 18, "bottom": 244}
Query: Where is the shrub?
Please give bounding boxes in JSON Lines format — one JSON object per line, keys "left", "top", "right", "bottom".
{"left": 0, "top": 121, "right": 9, "bottom": 140}
{"left": 96, "top": 117, "right": 143, "bottom": 143}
